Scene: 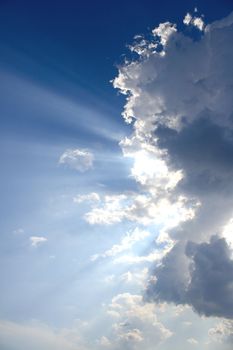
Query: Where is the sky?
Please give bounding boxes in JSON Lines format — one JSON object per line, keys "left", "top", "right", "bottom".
{"left": 0, "top": 1, "right": 233, "bottom": 349}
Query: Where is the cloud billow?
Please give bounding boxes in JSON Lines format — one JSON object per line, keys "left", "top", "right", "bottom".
{"left": 186, "top": 236, "right": 233, "bottom": 319}
{"left": 146, "top": 237, "right": 233, "bottom": 319}
{"left": 114, "top": 11, "right": 233, "bottom": 320}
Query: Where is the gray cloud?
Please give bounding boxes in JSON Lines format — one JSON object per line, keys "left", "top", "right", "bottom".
{"left": 114, "top": 11, "right": 233, "bottom": 320}
{"left": 156, "top": 116, "right": 233, "bottom": 195}
{"left": 146, "top": 242, "right": 189, "bottom": 305}
{"left": 186, "top": 236, "right": 233, "bottom": 318}
{"left": 146, "top": 237, "right": 233, "bottom": 319}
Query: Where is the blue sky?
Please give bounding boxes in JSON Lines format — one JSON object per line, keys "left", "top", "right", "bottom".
{"left": 1, "top": 1, "right": 233, "bottom": 349}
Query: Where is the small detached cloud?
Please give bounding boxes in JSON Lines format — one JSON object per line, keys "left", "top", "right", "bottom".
{"left": 59, "top": 148, "right": 94, "bottom": 172}
{"left": 73, "top": 192, "right": 100, "bottom": 204}
{"left": 183, "top": 12, "right": 205, "bottom": 31}
{"left": 30, "top": 236, "right": 48, "bottom": 247}
{"left": 13, "top": 228, "right": 24, "bottom": 235}
{"left": 187, "top": 337, "right": 199, "bottom": 345}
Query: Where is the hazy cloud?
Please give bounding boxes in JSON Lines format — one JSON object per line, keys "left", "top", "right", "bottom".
{"left": 0, "top": 320, "right": 86, "bottom": 350}
{"left": 59, "top": 148, "right": 93, "bottom": 172}
{"left": 91, "top": 228, "right": 150, "bottom": 261}
{"left": 30, "top": 236, "right": 48, "bottom": 247}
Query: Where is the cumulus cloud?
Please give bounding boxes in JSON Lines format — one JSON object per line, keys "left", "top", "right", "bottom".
{"left": 85, "top": 194, "right": 127, "bottom": 225}
{"left": 152, "top": 22, "right": 177, "bottom": 46}
{"left": 147, "top": 236, "right": 233, "bottom": 319}
{"left": 59, "top": 148, "right": 93, "bottom": 172}
{"left": 30, "top": 236, "right": 47, "bottom": 247}
{"left": 186, "top": 237, "right": 233, "bottom": 319}
{"left": 208, "top": 319, "right": 233, "bottom": 345}
{"left": 105, "top": 293, "right": 172, "bottom": 349}
{"left": 113, "top": 11, "right": 233, "bottom": 320}
{"left": 84, "top": 191, "right": 195, "bottom": 227}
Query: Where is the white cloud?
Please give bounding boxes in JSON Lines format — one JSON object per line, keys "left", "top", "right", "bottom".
{"left": 183, "top": 12, "right": 205, "bottom": 31}
{"left": 118, "top": 328, "right": 143, "bottom": 343}
{"left": 84, "top": 191, "right": 196, "bottom": 228}
{"left": 183, "top": 13, "right": 192, "bottom": 26}
{"left": 113, "top": 9, "right": 233, "bottom": 321}
{"left": 30, "top": 236, "right": 47, "bottom": 247}
{"left": 59, "top": 148, "right": 93, "bottom": 172}
{"left": 208, "top": 320, "right": 233, "bottom": 344}
{"left": 85, "top": 194, "right": 127, "bottom": 225}
{"left": 222, "top": 218, "right": 233, "bottom": 251}
{"left": 73, "top": 192, "right": 100, "bottom": 204}
{"left": 91, "top": 228, "right": 150, "bottom": 261}
{"left": 193, "top": 17, "right": 205, "bottom": 31}
{"left": 187, "top": 337, "right": 199, "bottom": 345}
{"left": 119, "top": 268, "right": 148, "bottom": 286}
{"left": 152, "top": 22, "right": 177, "bottom": 46}
{"left": 113, "top": 250, "right": 167, "bottom": 265}
{"left": 105, "top": 293, "right": 172, "bottom": 349}
{"left": 99, "top": 335, "right": 111, "bottom": 347}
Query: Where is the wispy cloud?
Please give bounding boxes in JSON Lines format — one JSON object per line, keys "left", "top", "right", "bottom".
{"left": 30, "top": 236, "right": 48, "bottom": 247}
{"left": 73, "top": 192, "right": 100, "bottom": 204}
{"left": 91, "top": 228, "right": 150, "bottom": 261}
{"left": 13, "top": 228, "right": 24, "bottom": 235}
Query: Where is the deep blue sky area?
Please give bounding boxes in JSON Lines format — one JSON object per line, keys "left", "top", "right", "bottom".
{"left": 0, "top": 0, "right": 232, "bottom": 105}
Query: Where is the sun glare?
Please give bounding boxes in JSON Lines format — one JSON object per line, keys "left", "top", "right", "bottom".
{"left": 132, "top": 151, "right": 168, "bottom": 184}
